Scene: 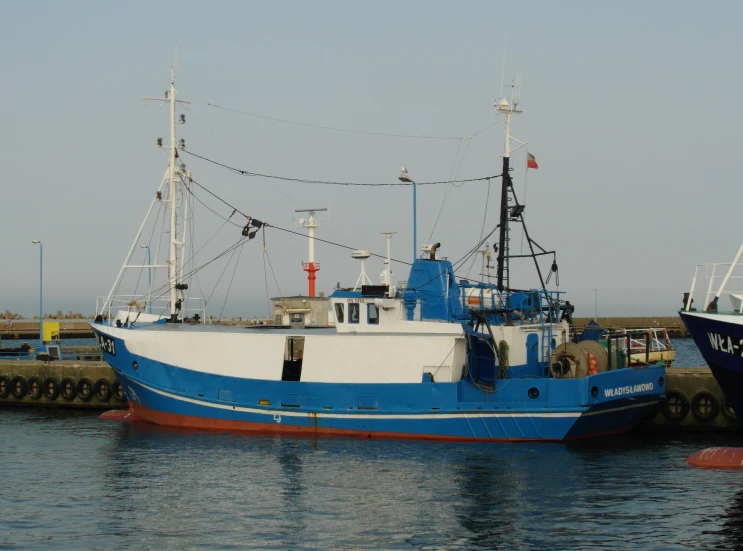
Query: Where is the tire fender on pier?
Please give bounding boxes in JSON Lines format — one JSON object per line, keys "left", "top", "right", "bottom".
{"left": 94, "top": 378, "right": 112, "bottom": 402}
{"left": 10, "top": 376, "right": 28, "bottom": 399}
{"left": 690, "top": 391, "right": 720, "bottom": 422}
{"left": 60, "top": 378, "right": 77, "bottom": 401}
{"left": 43, "top": 378, "right": 60, "bottom": 400}
{"left": 0, "top": 376, "right": 10, "bottom": 399}
{"left": 721, "top": 398, "right": 738, "bottom": 422}
{"left": 76, "top": 378, "right": 94, "bottom": 402}
{"left": 111, "top": 380, "right": 127, "bottom": 403}
{"left": 27, "top": 376, "right": 43, "bottom": 400}
{"left": 662, "top": 390, "right": 690, "bottom": 422}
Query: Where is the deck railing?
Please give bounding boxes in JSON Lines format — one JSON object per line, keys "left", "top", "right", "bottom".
{"left": 95, "top": 295, "right": 206, "bottom": 323}
{"left": 685, "top": 262, "right": 743, "bottom": 313}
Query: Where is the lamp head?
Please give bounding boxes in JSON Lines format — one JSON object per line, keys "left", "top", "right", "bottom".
{"left": 139, "top": 244, "right": 149, "bottom": 249}
{"left": 31, "top": 240, "right": 40, "bottom": 244}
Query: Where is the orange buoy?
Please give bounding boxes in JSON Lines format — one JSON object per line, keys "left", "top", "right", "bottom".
{"left": 686, "top": 447, "right": 743, "bottom": 469}
{"left": 99, "top": 408, "right": 142, "bottom": 422}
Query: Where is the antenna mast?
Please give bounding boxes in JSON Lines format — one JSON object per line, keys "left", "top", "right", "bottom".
{"left": 143, "top": 68, "right": 190, "bottom": 320}
{"left": 495, "top": 74, "right": 522, "bottom": 291}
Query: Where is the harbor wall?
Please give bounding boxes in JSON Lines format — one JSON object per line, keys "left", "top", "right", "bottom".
{"left": 0, "top": 361, "right": 127, "bottom": 409}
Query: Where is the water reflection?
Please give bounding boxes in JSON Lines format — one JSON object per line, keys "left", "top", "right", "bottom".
{"left": 454, "top": 456, "right": 518, "bottom": 550}
{"left": 275, "top": 439, "right": 308, "bottom": 548}
{"left": 5, "top": 408, "right": 739, "bottom": 551}
{"left": 717, "top": 486, "right": 743, "bottom": 551}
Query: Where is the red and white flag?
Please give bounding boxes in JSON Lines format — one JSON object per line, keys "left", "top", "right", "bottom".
{"left": 527, "top": 152, "right": 538, "bottom": 169}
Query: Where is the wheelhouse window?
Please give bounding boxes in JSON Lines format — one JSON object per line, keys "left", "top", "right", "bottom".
{"left": 349, "top": 303, "right": 360, "bottom": 324}
{"left": 368, "top": 304, "right": 379, "bottom": 325}
{"left": 334, "top": 303, "right": 344, "bottom": 323}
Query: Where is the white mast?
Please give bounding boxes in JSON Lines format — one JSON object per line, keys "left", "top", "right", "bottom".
{"left": 143, "top": 68, "right": 190, "bottom": 318}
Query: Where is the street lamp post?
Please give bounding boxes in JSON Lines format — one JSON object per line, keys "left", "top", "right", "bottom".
{"left": 398, "top": 168, "right": 416, "bottom": 262}
{"left": 31, "top": 240, "right": 42, "bottom": 348}
{"left": 140, "top": 244, "right": 151, "bottom": 314}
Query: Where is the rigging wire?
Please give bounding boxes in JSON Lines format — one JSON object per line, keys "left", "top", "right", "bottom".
{"left": 183, "top": 103, "right": 298, "bottom": 207}
{"left": 205, "top": 101, "right": 472, "bottom": 140}
{"left": 204, "top": 236, "right": 248, "bottom": 311}
{"left": 263, "top": 227, "right": 283, "bottom": 297}
{"left": 183, "top": 150, "right": 499, "bottom": 187}
{"left": 189, "top": 175, "right": 414, "bottom": 267}
{"left": 262, "top": 245, "right": 271, "bottom": 318}
{"left": 216, "top": 232, "right": 246, "bottom": 322}
{"left": 464, "top": 177, "right": 492, "bottom": 280}
{"left": 427, "top": 131, "right": 480, "bottom": 242}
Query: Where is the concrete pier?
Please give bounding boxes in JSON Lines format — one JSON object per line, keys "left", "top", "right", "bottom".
{"left": 0, "top": 360, "right": 127, "bottom": 409}
{"left": 639, "top": 367, "right": 740, "bottom": 431}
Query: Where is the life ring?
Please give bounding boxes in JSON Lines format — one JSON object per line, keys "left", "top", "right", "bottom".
{"left": 27, "top": 377, "right": 44, "bottom": 400}
{"left": 661, "top": 390, "right": 690, "bottom": 422}
{"left": 691, "top": 391, "right": 720, "bottom": 422}
{"left": 94, "top": 378, "right": 112, "bottom": 402}
{"left": 76, "top": 378, "right": 94, "bottom": 402}
{"left": 721, "top": 398, "right": 739, "bottom": 422}
{"left": 111, "top": 380, "right": 128, "bottom": 403}
{"left": 43, "top": 378, "right": 60, "bottom": 400}
{"left": 11, "top": 376, "right": 28, "bottom": 399}
{"left": 0, "top": 375, "right": 11, "bottom": 399}
{"left": 60, "top": 378, "right": 77, "bottom": 401}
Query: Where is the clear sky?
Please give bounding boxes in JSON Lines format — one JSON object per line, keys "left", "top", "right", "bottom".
{"left": 2, "top": 0, "right": 742, "bottom": 319}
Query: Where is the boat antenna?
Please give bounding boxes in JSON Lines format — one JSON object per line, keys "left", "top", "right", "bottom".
{"left": 494, "top": 73, "right": 522, "bottom": 291}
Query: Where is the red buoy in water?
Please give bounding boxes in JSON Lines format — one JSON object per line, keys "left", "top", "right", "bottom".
{"left": 686, "top": 447, "right": 743, "bottom": 469}
{"left": 99, "top": 408, "right": 142, "bottom": 422}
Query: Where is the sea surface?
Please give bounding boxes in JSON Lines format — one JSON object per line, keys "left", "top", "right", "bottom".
{"left": 1, "top": 407, "right": 743, "bottom": 551}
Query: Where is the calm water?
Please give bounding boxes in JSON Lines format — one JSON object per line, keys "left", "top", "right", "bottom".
{"left": 2, "top": 408, "right": 743, "bottom": 551}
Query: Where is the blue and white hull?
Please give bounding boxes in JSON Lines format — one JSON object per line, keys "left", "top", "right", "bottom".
{"left": 92, "top": 323, "right": 664, "bottom": 442}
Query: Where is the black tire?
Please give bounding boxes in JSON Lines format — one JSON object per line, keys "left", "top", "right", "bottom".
{"left": 76, "top": 378, "right": 94, "bottom": 402}
{"left": 691, "top": 391, "right": 720, "bottom": 422}
{"left": 0, "top": 375, "right": 11, "bottom": 398}
{"left": 111, "top": 380, "right": 127, "bottom": 403}
{"left": 11, "top": 376, "right": 28, "bottom": 399}
{"left": 60, "top": 377, "right": 77, "bottom": 401}
{"left": 94, "top": 378, "right": 112, "bottom": 402}
{"left": 43, "top": 378, "right": 60, "bottom": 400}
{"left": 721, "top": 398, "right": 739, "bottom": 422}
{"left": 662, "top": 390, "right": 690, "bottom": 422}
{"left": 27, "top": 377, "right": 43, "bottom": 400}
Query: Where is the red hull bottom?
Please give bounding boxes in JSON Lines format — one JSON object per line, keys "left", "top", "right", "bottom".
{"left": 121, "top": 402, "right": 630, "bottom": 443}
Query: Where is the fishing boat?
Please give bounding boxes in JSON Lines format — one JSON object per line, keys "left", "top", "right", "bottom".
{"left": 578, "top": 322, "right": 675, "bottom": 366}
{"left": 680, "top": 248, "right": 743, "bottom": 422}
{"left": 90, "top": 69, "right": 665, "bottom": 441}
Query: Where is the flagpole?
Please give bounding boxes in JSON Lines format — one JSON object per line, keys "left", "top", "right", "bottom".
{"left": 521, "top": 149, "right": 529, "bottom": 253}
